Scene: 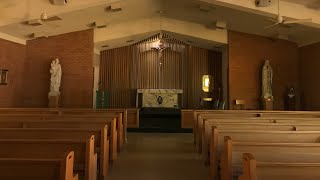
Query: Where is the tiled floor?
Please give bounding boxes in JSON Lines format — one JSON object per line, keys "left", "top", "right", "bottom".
{"left": 107, "top": 133, "right": 210, "bottom": 180}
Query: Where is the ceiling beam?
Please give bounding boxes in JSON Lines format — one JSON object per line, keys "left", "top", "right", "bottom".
{"left": 0, "top": 32, "right": 26, "bottom": 45}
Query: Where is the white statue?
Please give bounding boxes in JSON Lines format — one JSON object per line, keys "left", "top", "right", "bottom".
{"left": 49, "top": 58, "right": 62, "bottom": 96}
{"left": 262, "top": 60, "right": 273, "bottom": 100}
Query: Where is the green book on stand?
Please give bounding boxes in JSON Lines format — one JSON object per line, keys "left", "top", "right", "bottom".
{"left": 96, "top": 90, "right": 110, "bottom": 109}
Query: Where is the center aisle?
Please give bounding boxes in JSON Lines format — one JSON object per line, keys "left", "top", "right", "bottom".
{"left": 107, "top": 133, "right": 210, "bottom": 180}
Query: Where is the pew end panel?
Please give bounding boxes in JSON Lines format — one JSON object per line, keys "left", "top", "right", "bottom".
{"left": 238, "top": 153, "right": 257, "bottom": 180}
{"left": 62, "top": 151, "right": 79, "bottom": 180}
{"left": 110, "top": 117, "right": 118, "bottom": 161}
{"left": 100, "top": 125, "right": 109, "bottom": 178}
{"left": 85, "top": 135, "right": 97, "bottom": 180}
{"left": 210, "top": 126, "right": 219, "bottom": 180}
{"left": 221, "top": 136, "right": 233, "bottom": 180}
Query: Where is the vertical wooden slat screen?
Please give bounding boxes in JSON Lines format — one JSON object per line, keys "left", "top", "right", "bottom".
{"left": 137, "top": 50, "right": 160, "bottom": 89}
{"left": 100, "top": 46, "right": 135, "bottom": 108}
{"left": 184, "top": 46, "right": 222, "bottom": 109}
{"left": 99, "top": 36, "right": 222, "bottom": 108}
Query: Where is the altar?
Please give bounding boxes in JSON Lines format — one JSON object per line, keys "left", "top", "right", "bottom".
{"left": 136, "top": 89, "right": 183, "bottom": 108}
{"left": 136, "top": 89, "right": 183, "bottom": 131}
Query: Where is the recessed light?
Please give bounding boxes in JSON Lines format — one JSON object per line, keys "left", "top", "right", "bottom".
{"left": 126, "top": 40, "right": 134, "bottom": 43}
{"left": 187, "top": 40, "right": 194, "bottom": 43}
{"left": 101, "top": 45, "right": 109, "bottom": 48}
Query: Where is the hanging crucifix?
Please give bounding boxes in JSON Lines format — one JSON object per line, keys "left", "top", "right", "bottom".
{"left": 151, "top": 39, "right": 170, "bottom": 67}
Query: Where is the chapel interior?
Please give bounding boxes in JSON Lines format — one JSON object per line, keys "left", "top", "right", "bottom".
{"left": 0, "top": 0, "right": 320, "bottom": 180}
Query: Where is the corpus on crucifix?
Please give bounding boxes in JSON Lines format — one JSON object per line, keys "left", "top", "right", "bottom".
{"left": 151, "top": 37, "right": 170, "bottom": 66}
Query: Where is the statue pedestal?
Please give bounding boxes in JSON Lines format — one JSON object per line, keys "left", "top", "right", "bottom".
{"left": 262, "top": 98, "right": 273, "bottom": 110}
{"left": 48, "top": 93, "right": 60, "bottom": 108}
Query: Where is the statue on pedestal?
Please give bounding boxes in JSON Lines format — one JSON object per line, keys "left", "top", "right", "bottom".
{"left": 49, "top": 58, "right": 62, "bottom": 96}
{"left": 48, "top": 58, "right": 62, "bottom": 108}
{"left": 262, "top": 60, "right": 273, "bottom": 100}
{"left": 262, "top": 60, "right": 273, "bottom": 110}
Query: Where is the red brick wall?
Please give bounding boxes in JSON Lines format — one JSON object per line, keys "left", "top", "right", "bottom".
{"left": 23, "top": 29, "right": 94, "bottom": 108}
{"left": 299, "top": 42, "right": 320, "bottom": 110}
{"left": 228, "top": 31, "right": 300, "bottom": 110}
{"left": 0, "top": 39, "right": 26, "bottom": 107}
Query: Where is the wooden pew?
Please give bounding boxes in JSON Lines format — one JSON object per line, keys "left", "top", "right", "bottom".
{"left": 199, "top": 117, "right": 320, "bottom": 153}
{"left": 201, "top": 119, "right": 320, "bottom": 160}
{"left": 194, "top": 111, "right": 260, "bottom": 146}
{"left": 0, "top": 108, "right": 128, "bottom": 144}
{"left": 0, "top": 119, "right": 117, "bottom": 162}
{"left": 194, "top": 110, "right": 320, "bottom": 147}
{"left": 0, "top": 115, "right": 119, "bottom": 161}
{"left": 201, "top": 123, "right": 296, "bottom": 164}
{"left": 59, "top": 108, "right": 128, "bottom": 144}
{"left": 239, "top": 153, "right": 320, "bottom": 180}
{"left": 197, "top": 117, "right": 275, "bottom": 152}
{"left": 0, "top": 136, "right": 96, "bottom": 180}
{"left": 221, "top": 136, "right": 320, "bottom": 180}
{"left": 25, "top": 120, "right": 118, "bottom": 162}
{"left": 0, "top": 151, "right": 79, "bottom": 180}
{"left": 0, "top": 127, "right": 108, "bottom": 179}
{"left": 210, "top": 129, "right": 320, "bottom": 180}
{"left": 0, "top": 113, "right": 122, "bottom": 146}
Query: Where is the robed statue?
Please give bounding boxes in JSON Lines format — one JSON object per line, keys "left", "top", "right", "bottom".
{"left": 262, "top": 60, "right": 273, "bottom": 100}
{"left": 49, "top": 58, "right": 62, "bottom": 96}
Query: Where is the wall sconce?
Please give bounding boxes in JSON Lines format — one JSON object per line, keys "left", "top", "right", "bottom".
{"left": 0, "top": 69, "right": 8, "bottom": 85}
{"left": 202, "top": 75, "right": 213, "bottom": 92}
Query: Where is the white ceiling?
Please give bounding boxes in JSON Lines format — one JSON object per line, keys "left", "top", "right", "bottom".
{"left": 282, "top": 0, "right": 320, "bottom": 7}
{"left": 0, "top": 0, "right": 319, "bottom": 49}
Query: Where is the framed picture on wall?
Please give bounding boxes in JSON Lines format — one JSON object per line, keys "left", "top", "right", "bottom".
{"left": 0, "top": 69, "right": 8, "bottom": 85}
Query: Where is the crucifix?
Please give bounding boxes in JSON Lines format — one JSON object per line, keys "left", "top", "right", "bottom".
{"left": 151, "top": 40, "right": 170, "bottom": 67}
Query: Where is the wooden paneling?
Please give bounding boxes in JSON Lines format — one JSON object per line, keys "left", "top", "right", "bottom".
{"left": 100, "top": 44, "right": 222, "bottom": 109}
{"left": 181, "top": 109, "right": 193, "bottom": 128}
{"left": 137, "top": 50, "right": 183, "bottom": 89}
{"left": 127, "top": 108, "right": 139, "bottom": 128}
{"left": 184, "top": 47, "right": 222, "bottom": 109}
{"left": 228, "top": 31, "right": 300, "bottom": 110}
{"left": 100, "top": 46, "right": 135, "bottom": 108}
{"left": 299, "top": 42, "right": 320, "bottom": 110}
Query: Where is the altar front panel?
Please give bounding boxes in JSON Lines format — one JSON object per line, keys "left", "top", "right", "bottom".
{"left": 137, "top": 89, "right": 183, "bottom": 108}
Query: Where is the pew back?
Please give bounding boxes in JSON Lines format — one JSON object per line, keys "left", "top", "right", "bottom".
{"left": 239, "top": 153, "right": 320, "bottom": 180}
{"left": 0, "top": 151, "right": 78, "bottom": 180}
{"left": 0, "top": 137, "right": 95, "bottom": 180}
{"left": 222, "top": 137, "right": 320, "bottom": 180}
